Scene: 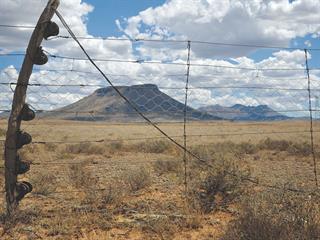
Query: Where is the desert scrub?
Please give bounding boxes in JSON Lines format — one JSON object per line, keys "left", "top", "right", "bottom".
{"left": 68, "top": 162, "right": 99, "bottom": 205}
{"left": 237, "top": 142, "right": 258, "bottom": 154}
{"left": 65, "top": 142, "right": 105, "bottom": 155}
{"left": 124, "top": 167, "right": 152, "bottom": 192}
{"left": 100, "top": 182, "right": 127, "bottom": 205}
{"left": 258, "top": 138, "right": 313, "bottom": 156}
{"left": 221, "top": 190, "right": 320, "bottom": 240}
{"left": 287, "top": 142, "right": 312, "bottom": 156}
{"left": 190, "top": 141, "right": 258, "bottom": 162}
{"left": 68, "top": 162, "right": 97, "bottom": 189}
{"left": 106, "top": 140, "right": 123, "bottom": 153}
{"left": 31, "top": 172, "right": 57, "bottom": 196}
{"left": 188, "top": 157, "right": 250, "bottom": 213}
{"left": 0, "top": 207, "right": 42, "bottom": 234}
{"left": 258, "top": 138, "right": 292, "bottom": 152}
{"left": 153, "top": 159, "right": 181, "bottom": 175}
{"left": 44, "top": 142, "right": 58, "bottom": 152}
{"left": 130, "top": 139, "right": 175, "bottom": 154}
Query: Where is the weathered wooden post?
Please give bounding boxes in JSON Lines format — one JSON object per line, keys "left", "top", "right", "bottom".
{"left": 4, "top": 0, "right": 60, "bottom": 215}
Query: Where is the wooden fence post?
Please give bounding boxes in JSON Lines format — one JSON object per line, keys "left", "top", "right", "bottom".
{"left": 4, "top": 0, "right": 60, "bottom": 216}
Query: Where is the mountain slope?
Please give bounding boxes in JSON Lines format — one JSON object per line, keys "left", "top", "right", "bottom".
{"left": 198, "top": 104, "right": 290, "bottom": 121}
{"left": 44, "top": 84, "right": 221, "bottom": 121}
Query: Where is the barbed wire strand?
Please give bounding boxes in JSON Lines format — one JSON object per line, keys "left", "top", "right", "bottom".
{"left": 3, "top": 82, "right": 320, "bottom": 92}
{"left": 0, "top": 130, "right": 319, "bottom": 145}
{"left": 45, "top": 35, "right": 320, "bottom": 52}
{"left": 2, "top": 23, "right": 320, "bottom": 51}
{"left": 2, "top": 52, "right": 320, "bottom": 71}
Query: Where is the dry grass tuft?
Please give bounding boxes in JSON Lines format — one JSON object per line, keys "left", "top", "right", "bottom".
{"left": 130, "top": 140, "right": 175, "bottom": 154}
{"left": 153, "top": 159, "right": 181, "bottom": 175}
{"left": 258, "top": 138, "right": 312, "bottom": 156}
{"left": 107, "top": 141, "right": 123, "bottom": 153}
{"left": 188, "top": 151, "right": 250, "bottom": 213}
{"left": 31, "top": 172, "right": 57, "bottom": 196}
{"left": 65, "top": 142, "right": 105, "bottom": 155}
{"left": 258, "top": 138, "right": 292, "bottom": 152}
{"left": 100, "top": 182, "right": 126, "bottom": 205}
{"left": 222, "top": 190, "right": 320, "bottom": 240}
{"left": 124, "top": 167, "right": 152, "bottom": 192}
{"left": 68, "top": 162, "right": 97, "bottom": 189}
{"left": 0, "top": 207, "right": 42, "bottom": 235}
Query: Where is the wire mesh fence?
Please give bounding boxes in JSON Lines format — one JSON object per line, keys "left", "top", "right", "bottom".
{"left": 0, "top": 16, "right": 320, "bottom": 232}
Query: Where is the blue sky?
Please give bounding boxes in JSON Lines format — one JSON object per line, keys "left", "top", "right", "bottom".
{"left": 1, "top": 0, "right": 319, "bottom": 69}
{"left": 85, "top": 0, "right": 166, "bottom": 37}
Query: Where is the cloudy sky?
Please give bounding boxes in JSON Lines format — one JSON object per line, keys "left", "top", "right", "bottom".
{"left": 0, "top": 0, "right": 320, "bottom": 116}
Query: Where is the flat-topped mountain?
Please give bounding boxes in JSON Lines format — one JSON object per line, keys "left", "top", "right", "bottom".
{"left": 44, "top": 84, "right": 221, "bottom": 121}
{"left": 0, "top": 84, "right": 291, "bottom": 122}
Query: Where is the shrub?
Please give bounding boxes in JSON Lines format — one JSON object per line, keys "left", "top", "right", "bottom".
{"left": 31, "top": 172, "right": 57, "bottom": 196}
{"left": 124, "top": 167, "right": 152, "bottom": 192}
{"left": 100, "top": 182, "right": 126, "bottom": 205}
{"left": 221, "top": 190, "right": 320, "bottom": 240}
{"left": 153, "top": 159, "right": 181, "bottom": 175}
{"left": 44, "top": 143, "right": 58, "bottom": 152}
{"left": 188, "top": 157, "right": 249, "bottom": 213}
{"left": 108, "top": 141, "right": 123, "bottom": 152}
{"left": 238, "top": 142, "right": 258, "bottom": 155}
{"left": 133, "top": 140, "right": 173, "bottom": 154}
{"left": 65, "top": 142, "right": 104, "bottom": 155}
{"left": 258, "top": 138, "right": 292, "bottom": 152}
{"left": 287, "top": 142, "right": 312, "bottom": 156}
{"left": 68, "top": 162, "right": 97, "bottom": 189}
{"left": 0, "top": 207, "right": 41, "bottom": 232}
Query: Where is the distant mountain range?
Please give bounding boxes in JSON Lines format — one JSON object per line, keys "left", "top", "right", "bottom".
{"left": 1, "top": 84, "right": 291, "bottom": 122}
{"left": 198, "top": 104, "right": 290, "bottom": 121}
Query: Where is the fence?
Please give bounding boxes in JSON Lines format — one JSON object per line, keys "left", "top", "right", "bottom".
{"left": 0, "top": 12, "right": 319, "bottom": 216}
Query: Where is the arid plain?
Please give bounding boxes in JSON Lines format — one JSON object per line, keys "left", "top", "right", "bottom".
{"left": 0, "top": 119, "right": 319, "bottom": 239}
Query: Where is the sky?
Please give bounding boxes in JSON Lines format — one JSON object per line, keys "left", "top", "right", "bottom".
{"left": 0, "top": 0, "right": 320, "bottom": 116}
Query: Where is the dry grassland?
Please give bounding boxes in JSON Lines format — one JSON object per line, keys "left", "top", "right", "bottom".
{"left": 0, "top": 119, "right": 319, "bottom": 239}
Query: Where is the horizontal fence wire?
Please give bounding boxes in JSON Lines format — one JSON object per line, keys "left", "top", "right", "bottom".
{"left": 2, "top": 52, "right": 320, "bottom": 71}
{"left": 0, "top": 130, "right": 319, "bottom": 144}
{"left": 1, "top": 109, "right": 318, "bottom": 114}
{"left": 1, "top": 12, "right": 320, "bottom": 205}
{"left": 1, "top": 82, "right": 320, "bottom": 91}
